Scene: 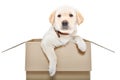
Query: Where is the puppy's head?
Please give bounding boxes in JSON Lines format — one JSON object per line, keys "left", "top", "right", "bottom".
{"left": 49, "top": 6, "right": 84, "bottom": 34}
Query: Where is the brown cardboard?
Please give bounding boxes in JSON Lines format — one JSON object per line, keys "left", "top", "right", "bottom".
{"left": 25, "top": 39, "right": 91, "bottom": 80}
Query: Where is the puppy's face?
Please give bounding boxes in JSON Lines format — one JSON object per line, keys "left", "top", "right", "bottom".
{"left": 49, "top": 7, "right": 84, "bottom": 34}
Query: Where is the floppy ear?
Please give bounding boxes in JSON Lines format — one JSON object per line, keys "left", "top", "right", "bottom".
{"left": 76, "top": 11, "right": 84, "bottom": 25}
{"left": 49, "top": 11, "right": 56, "bottom": 25}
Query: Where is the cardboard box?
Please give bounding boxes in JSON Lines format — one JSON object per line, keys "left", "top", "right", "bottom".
{"left": 25, "top": 39, "right": 91, "bottom": 80}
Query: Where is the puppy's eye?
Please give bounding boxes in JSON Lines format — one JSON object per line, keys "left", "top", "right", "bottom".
{"left": 69, "top": 14, "right": 73, "bottom": 17}
{"left": 57, "top": 14, "right": 61, "bottom": 18}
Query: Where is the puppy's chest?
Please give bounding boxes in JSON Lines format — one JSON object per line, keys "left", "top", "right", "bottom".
{"left": 56, "top": 37, "right": 71, "bottom": 47}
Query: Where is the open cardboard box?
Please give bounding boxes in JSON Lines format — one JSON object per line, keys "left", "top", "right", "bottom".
{"left": 2, "top": 37, "right": 114, "bottom": 80}
{"left": 25, "top": 39, "right": 91, "bottom": 80}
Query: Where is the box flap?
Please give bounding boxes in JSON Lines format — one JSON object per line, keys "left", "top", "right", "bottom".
{"left": 25, "top": 39, "right": 91, "bottom": 71}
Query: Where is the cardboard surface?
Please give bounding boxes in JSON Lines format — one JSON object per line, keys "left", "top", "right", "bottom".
{"left": 25, "top": 39, "right": 91, "bottom": 71}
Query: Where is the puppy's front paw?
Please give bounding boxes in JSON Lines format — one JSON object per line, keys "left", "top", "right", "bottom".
{"left": 78, "top": 43, "right": 87, "bottom": 52}
{"left": 74, "top": 37, "right": 87, "bottom": 52}
{"left": 78, "top": 41, "right": 87, "bottom": 52}
{"left": 49, "top": 64, "right": 56, "bottom": 76}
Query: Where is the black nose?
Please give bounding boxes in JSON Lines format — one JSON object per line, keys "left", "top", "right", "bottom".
{"left": 62, "top": 20, "right": 68, "bottom": 26}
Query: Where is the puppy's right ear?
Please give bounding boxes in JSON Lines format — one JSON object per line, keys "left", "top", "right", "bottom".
{"left": 49, "top": 11, "right": 56, "bottom": 25}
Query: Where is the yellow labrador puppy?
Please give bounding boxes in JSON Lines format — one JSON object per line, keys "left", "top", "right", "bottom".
{"left": 41, "top": 6, "right": 87, "bottom": 76}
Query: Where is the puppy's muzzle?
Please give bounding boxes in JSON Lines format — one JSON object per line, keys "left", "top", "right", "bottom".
{"left": 62, "top": 20, "right": 69, "bottom": 30}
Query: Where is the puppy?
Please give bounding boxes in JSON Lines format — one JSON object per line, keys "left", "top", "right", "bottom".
{"left": 41, "top": 6, "right": 87, "bottom": 76}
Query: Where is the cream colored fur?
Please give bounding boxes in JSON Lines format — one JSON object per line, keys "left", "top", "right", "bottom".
{"left": 41, "top": 6, "right": 87, "bottom": 76}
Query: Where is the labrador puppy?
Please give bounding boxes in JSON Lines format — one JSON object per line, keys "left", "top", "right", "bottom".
{"left": 41, "top": 6, "right": 87, "bottom": 76}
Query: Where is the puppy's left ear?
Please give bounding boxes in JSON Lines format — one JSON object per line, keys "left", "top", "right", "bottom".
{"left": 76, "top": 11, "right": 84, "bottom": 25}
{"left": 49, "top": 11, "right": 56, "bottom": 25}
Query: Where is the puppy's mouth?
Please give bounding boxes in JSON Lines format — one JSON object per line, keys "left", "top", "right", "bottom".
{"left": 61, "top": 26, "right": 70, "bottom": 31}
{"left": 54, "top": 27, "right": 69, "bottom": 38}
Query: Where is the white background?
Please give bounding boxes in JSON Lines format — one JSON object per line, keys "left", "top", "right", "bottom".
{"left": 0, "top": 0, "right": 120, "bottom": 80}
